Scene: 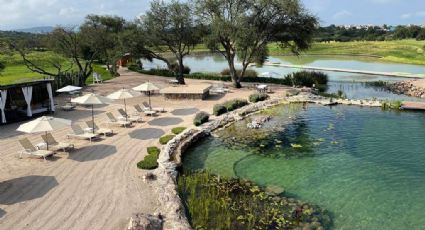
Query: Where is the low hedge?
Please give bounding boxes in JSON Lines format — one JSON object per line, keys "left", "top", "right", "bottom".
{"left": 159, "top": 135, "right": 176, "bottom": 145}
{"left": 194, "top": 111, "right": 210, "bottom": 126}
{"left": 128, "top": 65, "right": 329, "bottom": 88}
{"left": 171, "top": 127, "right": 187, "bottom": 135}
{"left": 137, "top": 146, "right": 160, "bottom": 170}
{"left": 223, "top": 99, "right": 248, "bottom": 111}
{"left": 213, "top": 104, "right": 227, "bottom": 116}
{"left": 249, "top": 93, "right": 269, "bottom": 103}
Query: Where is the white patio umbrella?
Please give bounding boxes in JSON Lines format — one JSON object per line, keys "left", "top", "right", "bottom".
{"left": 132, "top": 82, "right": 160, "bottom": 110}
{"left": 56, "top": 85, "right": 82, "bottom": 93}
{"left": 17, "top": 116, "right": 72, "bottom": 150}
{"left": 71, "top": 93, "right": 113, "bottom": 133}
{"left": 260, "top": 72, "right": 281, "bottom": 78}
{"left": 107, "top": 89, "right": 141, "bottom": 122}
{"left": 56, "top": 85, "right": 82, "bottom": 102}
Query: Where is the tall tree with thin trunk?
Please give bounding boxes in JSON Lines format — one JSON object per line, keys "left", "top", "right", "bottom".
{"left": 196, "top": 0, "right": 317, "bottom": 88}
{"left": 139, "top": 0, "right": 201, "bottom": 84}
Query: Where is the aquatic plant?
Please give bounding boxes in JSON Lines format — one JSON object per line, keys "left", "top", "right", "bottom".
{"left": 249, "top": 93, "right": 269, "bottom": 103}
{"left": 137, "top": 146, "right": 160, "bottom": 170}
{"left": 381, "top": 100, "right": 402, "bottom": 110}
{"left": 193, "top": 112, "right": 210, "bottom": 126}
{"left": 159, "top": 135, "right": 176, "bottom": 145}
{"left": 172, "top": 127, "right": 187, "bottom": 135}
{"left": 178, "top": 171, "right": 331, "bottom": 229}
{"left": 284, "top": 71, "right": 329, "bottom": 87}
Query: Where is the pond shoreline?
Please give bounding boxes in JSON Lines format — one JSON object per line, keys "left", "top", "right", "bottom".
{"left": 151, "top": 93, "right": 390, "bottom": 229}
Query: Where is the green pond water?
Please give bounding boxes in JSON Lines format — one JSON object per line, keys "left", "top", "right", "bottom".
{"left": 182, "top": 104, "right": 425, "bottom": 229}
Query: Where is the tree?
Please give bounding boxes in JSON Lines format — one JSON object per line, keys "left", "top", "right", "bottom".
{"left": 196, "top": 0, "right": 317, "bottom": 88}
{"left": 139, "top": 0, "right": 201, "bottom": 84}
{"left": 80, "top": 15, "right": 127, "bottom": 76}
{"left": 12, "top": 27, "right": 97, "bottom": 86}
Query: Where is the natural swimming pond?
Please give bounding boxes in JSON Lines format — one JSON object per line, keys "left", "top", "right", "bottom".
{"left": 182, "top": 104, "right": 425, "bottom": 229}
{"left": 142, "top": 54, "right": 425, "bottom": 101}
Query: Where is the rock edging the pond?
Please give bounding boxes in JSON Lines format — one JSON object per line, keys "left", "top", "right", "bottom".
{"left": 388, "top": 80, "right": 425, "bottom": 98}
{"left": 149, "top": 97, "right": 285, "bottom": 229}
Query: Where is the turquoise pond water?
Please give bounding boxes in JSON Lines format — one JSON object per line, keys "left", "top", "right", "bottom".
{"left": 182, "top": 104, "right": 425, "bottom": 229}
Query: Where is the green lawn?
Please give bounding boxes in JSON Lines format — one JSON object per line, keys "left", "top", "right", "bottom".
{"left": 268, "top": 40, "right": 425, "bottom": 66}
{"left": 0, "top": 51, "right": 112, "bottom": 85}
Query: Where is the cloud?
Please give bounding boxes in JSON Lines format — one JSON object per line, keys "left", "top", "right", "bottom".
{"left": 400, "top": 11, "right": 425, "bottom": 19}
{"left": 0, "top": 0, "right": 150, "bottom": 30}
{"left": 333, "top": 10, "right": 352, "bottom": 19}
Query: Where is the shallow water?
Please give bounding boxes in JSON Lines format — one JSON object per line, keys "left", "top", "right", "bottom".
{"left": 182, "top": 104, "right": 425, "bottom": 229}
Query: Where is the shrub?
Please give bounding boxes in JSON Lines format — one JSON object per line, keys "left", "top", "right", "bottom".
{"left": 284, "top": 71, "right": 328, "bottom": 87}
{"left": 213, "top": 104, "right": 227, "bottom": 116}
{"left": 171, "top": 63, "right": 191, "bottom": 74}
{"left": 223, "top": 99, "right": 248, "bottom": 111}
{"left": 249, "top": 93, "right": 269, "bottom": 103}
{"left": 194, "top": 111, "right": 210, "bottom": 126}
{"left": 147, "top": 146, "right": 160, "bottom": 155}
{"left": 159, "top": 135, "right": 176, "bottom": 145}
{"left": 171, "top": 127, "right": 187, "bottom": 135}
{"left": 221, "top": 68, "right": 258, "bottom": 77}
{"left": 137, "top": 146, "right": 160, "bottom": 170}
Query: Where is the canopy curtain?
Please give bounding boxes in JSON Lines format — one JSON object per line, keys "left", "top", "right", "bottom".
{"left": 22, "top": 86, "right": 33, "bottom": 117}
{"left": 0, "top": 90, "right": 7, "bottom": 123}
{"left": 46, "top": 83, "right": 55, "bottom": 112}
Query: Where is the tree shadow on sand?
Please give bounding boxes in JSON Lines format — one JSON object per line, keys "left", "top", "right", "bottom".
{"left": 128, "top": 128, "right": 165, "bottom": 140}
{"left": 171, "top": 108, "right": 199, "bottom": 116}
{"left": 68, "top": 144, "right": 117, "bottom": 162}
{"left": 0, "top": 176, "right": 58, "bottom": 205}
{"left": 0, "top": 209, "right": 5, "bottom": 218}
{"left": 148, "top": 117, "right": 183, "bottom": 127}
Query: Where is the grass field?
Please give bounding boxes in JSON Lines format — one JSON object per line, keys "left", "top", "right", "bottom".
{"left": 0, "top": 51, "right": 112, "bottom": 85}
{"left": 268, "top": 40, "right": 425, "bottom": 66}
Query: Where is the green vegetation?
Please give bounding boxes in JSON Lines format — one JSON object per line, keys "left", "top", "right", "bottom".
{"left": 381, "top": 100, "right": 402, "bottom": 110}
{"left": 171, "top": 127, "right": 187, "bottom": 135}
{"left": 213, "top": 99, "right": 249, "bottom": 116}
{"left": 249, "top": 93, "right": 269, "bottom": 103}
{"left": 178, "top": 171, "right": 331, "bottom": 229}
{"left": 365, "top": 80, "right": 390, "bottom": 88}
{"left": 159, "top": 134, "right": 176, "bottom": 145}
{"left": 319, "top": 90, "right": 346, "bottom": 99}
{"left": 220, "top": 68, "right": 258, "bottom": 78}
{"left": 213, "top": 104, "right": 228, "bottom": 116}
{"left": 223, "top": 99, "right": 249, "bottom": 111}
{"left": 268, "top": 40, "right": 425, "bottom": 66}
{"left": 193, "top": 112, "right": 210, "bottom": 126}
{"left": 137, "top": 146, "right": 160, "bottom": 170}
{"left": 0, "top": 51, "right": 112, "bottom": 85}
{"left": 286, "top": 71, "right": 328, "bottom": 87}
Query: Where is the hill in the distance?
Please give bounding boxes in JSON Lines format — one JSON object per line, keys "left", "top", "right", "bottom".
{"left": 13, "top": 26, "right": 54, "bottom": 34}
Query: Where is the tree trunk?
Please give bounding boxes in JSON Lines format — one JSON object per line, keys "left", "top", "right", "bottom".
{"left": 227, "top": 56, "right": 241, "bottom": 88}
{"left": 176, "top": 56, "right": 185, "bottom": 84}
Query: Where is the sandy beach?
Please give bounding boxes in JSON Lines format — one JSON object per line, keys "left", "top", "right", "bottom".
{"left": 0, "top": 68, "right": 290, "bottom": 230}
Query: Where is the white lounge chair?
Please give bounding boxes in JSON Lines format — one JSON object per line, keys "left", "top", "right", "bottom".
{"left": 85, "top": 120, "right": 114, "bottom": 136}
{"left": 67, "top": 125, "right": 99, "bottom": 143}
{"left": 142, "top": 102, "right": 164, "bottom": 113}
{"left": 106, "top": 112, "right": 132, "bottom": 128}
{"left": 41, "top": 133, "right": 75, "bottom": 152}
{"left": 117, "top": 109, "right": 143, "bottom": 123}
{"left": 93, "top": 72, "right": 103, "bottom": 84}
{"left": 18, "top": 138, "right": 54, "bottom": 161}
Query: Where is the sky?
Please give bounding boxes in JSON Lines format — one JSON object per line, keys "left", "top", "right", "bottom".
{"left": 0, "top": 0, "right": 424, "bottom": 30}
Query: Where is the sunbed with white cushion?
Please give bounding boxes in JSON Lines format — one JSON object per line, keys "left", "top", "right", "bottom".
{"left": 106, "top": 112, "right": 132, "bottom": 128}
{"left": 67, "top": 124, "right": 99, "bottom": 142}
{"left": 85, "top": 120, "right": 114, "bottom": 136}
{"left": 41, "top": 133, "right": 75, "bottom": 152}
{"left": 18, "top": 138, "right": 54, "bottom": 161}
